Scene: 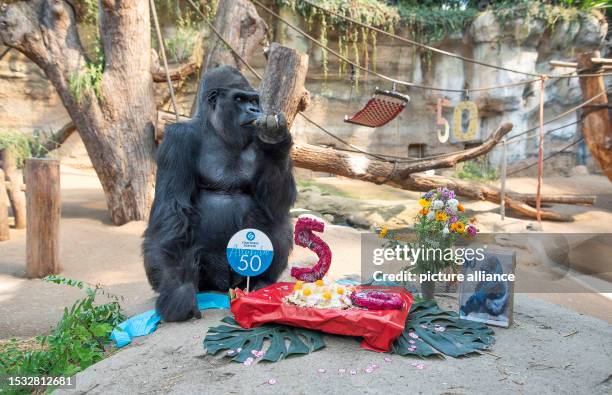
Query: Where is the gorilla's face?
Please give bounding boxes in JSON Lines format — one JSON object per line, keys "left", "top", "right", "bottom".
{"left": 207, "top": 87, "right": 262, "bottom": 146}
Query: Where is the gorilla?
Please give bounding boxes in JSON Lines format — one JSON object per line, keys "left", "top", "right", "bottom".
{"left": 143, "top": 66, "right": 296, "bottom": 322}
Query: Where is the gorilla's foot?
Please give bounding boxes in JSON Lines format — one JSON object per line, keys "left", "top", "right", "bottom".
{"left": 156, "top": 283, "right": 201, "bottom": 322}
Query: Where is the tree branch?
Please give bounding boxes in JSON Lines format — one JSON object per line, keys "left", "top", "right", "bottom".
{"left": 151, "top": 62, "right": 198, "bottom": 82}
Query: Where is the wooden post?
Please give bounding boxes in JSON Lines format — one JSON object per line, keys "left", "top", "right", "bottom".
{"left": 258, "top": 42, "right": 310, "bottom": 129}
{"left": 500, "top": 138, "right": 507, "bottom": 220}
{"left": 576, "top": 50, "right": 612, "bottom": 182}
{"left": 0, "top": 169, "right": 9, "bottom": 241}
{"left": 25, "top": 158, "right": 60, "bottom": 278}
{"left": 0, "top": 149, "right": 26, "bottom": 228}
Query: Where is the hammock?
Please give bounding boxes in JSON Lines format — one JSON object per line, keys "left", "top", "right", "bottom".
{"left": 344, "top": 89, "right": 411, "bottom": 128}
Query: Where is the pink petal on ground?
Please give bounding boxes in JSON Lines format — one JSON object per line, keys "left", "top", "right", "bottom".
{"left": 226, "top": 350, "right": 235, "bottom": 356}
{"left": 243, "top": 357, "right": 254, "bottom": 366}
{"left": 409, "top": 340, "right": 416, "bottom": 344}
{"left": 416, "top": 364, "right": 425, "bottom": 370}
{"left": 371, "top": 364, "right": 379, "bottom": 369}
{"left": 411, "top": 362, "right": 419, "bottom": 367}
{"left": 338, "top": 368, "right": 346, "bottom": 373}
{"left": 435, "top": 327, "right": 446, "bottom": 332}
{"left": 267, "top": 378, "right": 277, "bottom": 385}
{"left": 420, "top": 324, "right": 428, "bottom": 329}
{"left": 317, "top": 368, "right": 326, "bottom": 373}
{"left": 350, "top": 370, "right": 357, "bottom": 375}
{"left": 365, "top": 368, "right": 374, "bottom": 373}
{"left": 384, "top": 357, "right": 392, "bottom": 363}
{"left": 409, "top": 332, "right": 419, "bottom": 339}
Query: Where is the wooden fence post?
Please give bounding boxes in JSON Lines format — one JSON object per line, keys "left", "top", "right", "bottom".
{"left": 576, "top": 50, "right": 612, "bottom": 181}
{"left": 0, "top": 169, "right": 9, "bottom": 241}
{"left": 25, "top": 158, "right": 60, "bottom": 278}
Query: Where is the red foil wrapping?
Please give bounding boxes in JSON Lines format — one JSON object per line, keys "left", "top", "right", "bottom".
{"left": 231, "top": 282, "right": 413, "bottom": 352}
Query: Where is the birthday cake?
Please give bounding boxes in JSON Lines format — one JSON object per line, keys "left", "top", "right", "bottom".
{"left": 284, "top": 278, "right": 353, "bottom": 309}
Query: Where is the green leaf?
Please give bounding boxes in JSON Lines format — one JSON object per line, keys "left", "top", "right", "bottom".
{"left": 392, "top": 300, "right": 495, "bottom": 358}
{"left": 90, "top": 323, "right": 112, "bottom": 337}
{"left": 203, "top": 316, "right": 325, "bottom": 363}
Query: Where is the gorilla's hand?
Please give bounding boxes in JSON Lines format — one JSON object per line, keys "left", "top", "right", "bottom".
{"left": 255, "top": 112, "right": 289, "bottom": 144}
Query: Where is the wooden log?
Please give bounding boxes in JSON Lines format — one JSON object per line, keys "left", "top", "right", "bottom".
{"left": 515, "top": 194, "right": 595, "bottom": 206}
{"left": 151, "top": 62, "right": 198, "bottom": 82}
{"left": 258, "top": 43, "right": 310, "bottom": 128}
{"left": 25, "top": 158, "right": 60, "bottom": 278}
{"left": 0, "top": 169, "right": 9, "bottom": 241}
{"left": 0, "top": 149, "right": 26, "bottom": 228}
{"left": 576, "top": 51, "right": 612, "bottom": 182}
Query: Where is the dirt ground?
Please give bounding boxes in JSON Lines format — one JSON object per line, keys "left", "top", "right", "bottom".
{"left": 0, "top": 165, "right": 611, "bottom": 340}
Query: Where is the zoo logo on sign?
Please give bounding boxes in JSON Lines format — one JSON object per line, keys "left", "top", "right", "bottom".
{"left": 226, "top": 229, "right": 274, "bottom": 277}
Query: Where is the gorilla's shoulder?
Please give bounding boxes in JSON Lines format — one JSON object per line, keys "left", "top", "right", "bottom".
{"left": 162, "top": 120, "right": 199, "bottom": 147}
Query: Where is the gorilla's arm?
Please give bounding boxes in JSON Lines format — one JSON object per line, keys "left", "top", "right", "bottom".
{"left": 143, "top": 122, "right": 202, "bottom": 321}
{"left": 253, "top": 114, "right": 297, "bottom": 220}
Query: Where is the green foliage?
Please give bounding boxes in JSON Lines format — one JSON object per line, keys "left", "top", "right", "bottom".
{"left": 398, "top": 1, "right": 478, "bottom": 44}
{"left": 0, "top": 130, "right": 48, "bottom": 168}
{"left": 455, "top": 159, "right": 499, "bottom": 182}
{"left": 275, "top": 0, "right": 399, "bottom": 82}
{"left": 165, "top": 12, "right": 203, "bottom": 63}
{"left": 82, "top": 0, "right": 98, "bottom": 25}
{"left": 69, "top": 44, "right": 104, "bottom": 102}
{"left": 392, "top": 299, "right": 495, "bottom": 358}
{"left": 204, "top": 316, "right": 326, "bottom": 362}
{"left": 0, "top": 276, "right": 124, "bottom": 393}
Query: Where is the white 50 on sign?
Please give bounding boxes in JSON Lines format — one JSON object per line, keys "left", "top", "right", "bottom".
{"left": 226, "top": 229, "right": 274, "bottom": 277}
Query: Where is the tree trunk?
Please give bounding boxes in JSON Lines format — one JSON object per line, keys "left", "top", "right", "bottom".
{"left": 0, "top": 149, "right": 26, "bottom": 229}
{"left": 0, "top": 169, "right": 9, "bottom": 241}
{"left": 191, "top": 0, "right": 268, "bottom": 115}
{"left": 576, "top": 51, "right": 612, "bottom": 182}
{"left": 0, "top": 0, "right": 157, "bottom": 225}
{"left": 258, "top": 43, "right": 310, "bottom": 128}
{"left": 25, "top": 158, "right": 60, "bottom": 278}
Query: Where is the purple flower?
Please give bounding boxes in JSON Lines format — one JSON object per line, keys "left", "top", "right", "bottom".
{"left": 424, "top": 191, "right": 434, "bottom": 199}
{"left": 450, "top": 215, "right": 458, "bottom": 223}
{"left": 448, "top": 190, "right": 455, "bottom": 199}
{"left": 467, "top": 225, "right": 477, "bottom": 237}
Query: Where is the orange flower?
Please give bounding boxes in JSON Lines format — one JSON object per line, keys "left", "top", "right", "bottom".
{"left": 419, "top": 208, "right": 429, "bottom": 216}
{"left": 450, "top": 223, "right": 458, "bottom": 232}
{"left": 456, "top": 222, "right": 466, "bottom": 233}
{"left": 435, "top": 212, "right": 448, "bottom": 222}
{"left": 457, "top": 204, "right": 465, "bottom": 212}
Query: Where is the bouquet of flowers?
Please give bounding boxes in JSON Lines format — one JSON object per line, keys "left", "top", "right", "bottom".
{"left": 412, "top": 187, "right": 477, "bottom": 273}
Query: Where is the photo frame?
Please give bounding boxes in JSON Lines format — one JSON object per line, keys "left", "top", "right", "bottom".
{"left": 459, "top": 248, "right": 516, "bottom": 328}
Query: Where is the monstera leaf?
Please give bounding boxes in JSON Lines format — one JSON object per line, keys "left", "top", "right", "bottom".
{"left": 204, "top": 317, "right": 325, "bottom": 363}
{"left": 392, "top": 300, "right": 495, "bottom": 358}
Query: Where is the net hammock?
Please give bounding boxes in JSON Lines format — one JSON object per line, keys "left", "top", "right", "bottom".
{"left": 344, "top": 89, "right": 411, "bottom": 128}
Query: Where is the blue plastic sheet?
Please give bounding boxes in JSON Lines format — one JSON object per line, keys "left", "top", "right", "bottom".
{"left": 110, "top": 293, "right": 230, "bottom": 348}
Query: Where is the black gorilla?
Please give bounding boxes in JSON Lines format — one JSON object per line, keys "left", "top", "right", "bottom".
{"left": 143, "top": 66, "right": 296, "bottom": 322}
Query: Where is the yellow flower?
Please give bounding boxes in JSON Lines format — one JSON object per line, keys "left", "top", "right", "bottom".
{"left": 456, "top": 222, "right": 466, "bottom": 233}
{"left": 315, "top": 279, "right": 324, "bottom": 286}
{"left": 336, "top": 287, "right": 345, "bottom": 295}
{"left": 418, "top": 198, "right": 430, "bottom": 208}
{"left": 294, "top": 281, "right": 304, "bottom": 291}
{"left": 379, "top": 227, "right": 389, "bottom": 238}
{"left": 303, "top": 288, "right": 312, "bottom": 296}
{"left": 322, "top": 291, "right": 332, "bottom": 300}
{"left": 435, "top": 211, "right": 448, "bottom": 222}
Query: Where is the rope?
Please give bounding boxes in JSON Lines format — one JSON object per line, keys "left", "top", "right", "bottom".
{"left": 296, "top": 0, "right": 612, "bottom": 82}
{"left": 150, "top": 0, "right": 179, "bottom": 122}
{"left": 299, "top": 0, "right": 541, "bottom": 78}
{"left": 251, "top": 0, "right": 545, "bottom": 93}
{"left": 507, "top": 138, "right": 584, "bottom": 176}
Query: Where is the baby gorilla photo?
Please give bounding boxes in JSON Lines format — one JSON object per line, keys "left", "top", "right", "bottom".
{"left": 143, "top": 66, "right": 296, "bottom": 322}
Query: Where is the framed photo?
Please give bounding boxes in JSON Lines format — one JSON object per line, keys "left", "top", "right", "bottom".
{"left": 458, "top": 248, "right": 516, "bottom": 328}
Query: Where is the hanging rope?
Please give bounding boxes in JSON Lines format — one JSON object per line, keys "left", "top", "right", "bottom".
{"left": 508, "top": 138, "right": 584, "bottom": 176}
{"left": 150, "top": 0, "right": 179, "bottom": 122}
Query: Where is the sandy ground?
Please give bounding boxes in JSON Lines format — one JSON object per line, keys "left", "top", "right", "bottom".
{"left": 57, "top": 296, "right": 612, "bottom": 395}
{"left": 1, "top": 166, "right": 611, "bottom": 339}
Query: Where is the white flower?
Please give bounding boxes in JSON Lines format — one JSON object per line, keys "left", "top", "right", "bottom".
{"left": 447, "top": 198, "right": 459, "bottom": 208}
{"left": 426, "top": 211, "right": 435, "bottom": 220}
{"left": 432, "top": 200, "right": 444, "bottom": 210}
{"left": 443, "top": 226, "right": 449, "bottom": 234}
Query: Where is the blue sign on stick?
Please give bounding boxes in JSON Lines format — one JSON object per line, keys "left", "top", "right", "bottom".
{"left": 226, "top": 228, "right": 274, "bottom": 277}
